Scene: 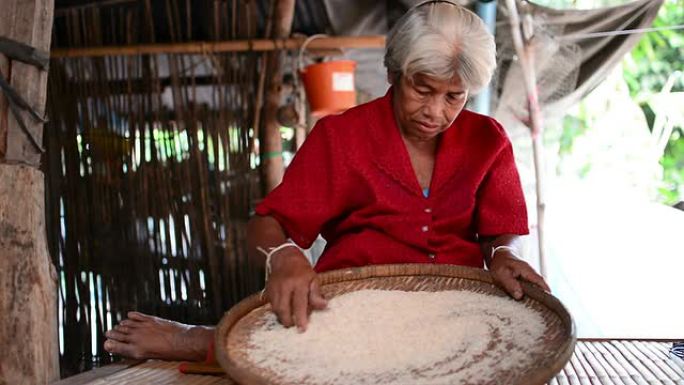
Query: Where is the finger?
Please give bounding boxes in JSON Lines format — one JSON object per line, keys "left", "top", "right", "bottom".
{"left": 495, "top": 268, "right": 524, "bottom": 300}
{"left": 292, "top": 286, "right": 310, "bottom": 332}
{"left": 519, "top": 268, "right": 551, "bottom": 292}
{"left": 273, "top": 286, "right": 294, "bottom": 328}
{"left": 104, "top": 329, "right": 129, "bottom": 343}
{"left": 308, "top": 280, "right": 328, "bottom": 310}
{"left": 265, "top": 283, "right": 279, "bottom": 310}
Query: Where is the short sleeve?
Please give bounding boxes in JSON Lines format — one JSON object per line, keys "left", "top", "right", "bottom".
{"left": 475, "top": 139, "right": 529, "bottom": 236}
{"left": 255, "top": 118, "right": 350, "bottom": 248}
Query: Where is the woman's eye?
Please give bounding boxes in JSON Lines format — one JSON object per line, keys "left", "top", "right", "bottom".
{"left": 447, "top": 93, "right": 463, "bottom": 103}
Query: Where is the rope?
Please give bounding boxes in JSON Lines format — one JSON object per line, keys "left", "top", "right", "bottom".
{"left": 256, "top": 241, "right": 300, "bottom": 299}
{"left": 0, "top": 67, "right": 47, "bottom": 153}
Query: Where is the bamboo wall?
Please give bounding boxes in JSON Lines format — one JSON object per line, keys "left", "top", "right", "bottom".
{"left": 45, "top": 0, "right": 268, "bottom": 377}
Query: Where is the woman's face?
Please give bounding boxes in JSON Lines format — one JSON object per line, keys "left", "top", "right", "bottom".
{"left": 392, "top": 73, "right": 469, "bottom": 142}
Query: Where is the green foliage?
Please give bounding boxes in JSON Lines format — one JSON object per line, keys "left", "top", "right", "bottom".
{"left": 623, "top": 0, "right": 684, "bottom": 97}
{"left": 623, "top": 0, "right": 684, "bottom": 204}
{"left": 658, "top": 130, "right": 684, "bottom": 203}
{"left": 546, "top": 0, "right": 683, "bottom": 204}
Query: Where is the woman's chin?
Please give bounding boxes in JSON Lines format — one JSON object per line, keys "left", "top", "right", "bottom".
{"left": 411, "top": 127, "right": 443, "bottom": 141}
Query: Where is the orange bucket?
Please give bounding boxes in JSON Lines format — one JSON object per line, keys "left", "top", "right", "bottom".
{"left": 300, "top": 60, "right": 357, "bottom": 117}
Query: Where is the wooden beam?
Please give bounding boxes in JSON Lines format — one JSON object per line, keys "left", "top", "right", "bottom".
{"left": 53, "top": 0, "right": 138, "bottom": 16}
{"left": 0, "top": 0, "right": 59, "bottom": 384}
{"left": 50, "top": 35, "right": 387, "bottom": 58}
{"left": 260, "top": 0, "right": 296, "bottom": 193}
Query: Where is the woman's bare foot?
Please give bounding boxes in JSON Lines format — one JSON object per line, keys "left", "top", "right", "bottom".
{"left": 104, "top": 312, "right": 215, "bottom": 361}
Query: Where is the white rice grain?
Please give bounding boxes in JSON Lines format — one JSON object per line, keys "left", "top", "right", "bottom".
{"left": 245, "top": 289, "right": 546, "bottom": 385}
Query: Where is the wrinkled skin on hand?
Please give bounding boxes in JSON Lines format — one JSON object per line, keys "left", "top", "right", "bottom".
{"left": 264, "top": 248, "right": 328, "bottom": 332}
{"left": 489, "top": 250, "right": 550, "bottom": 300}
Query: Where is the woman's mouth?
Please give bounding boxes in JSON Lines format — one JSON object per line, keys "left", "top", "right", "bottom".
{"left": 416, "top": 121, "right": 440, "bottom": 131}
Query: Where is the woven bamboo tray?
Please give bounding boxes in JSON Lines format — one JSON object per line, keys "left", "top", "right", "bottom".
{"left": 215, "top": 264, "right": 576, "bottom": 385}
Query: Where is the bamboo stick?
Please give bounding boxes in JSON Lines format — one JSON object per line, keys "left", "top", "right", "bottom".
{"left": 504, "top": 0, "right": 547, "bottom": 278}
{"left": 50, "top": 35, "right": 386, "bottom": 58}
{"left": 260, "top": 0, "right": 295, "bottom": 193}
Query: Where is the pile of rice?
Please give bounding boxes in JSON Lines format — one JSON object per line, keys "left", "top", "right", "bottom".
{"left": 244, "top": 289, "right": 546, "bottom": 385}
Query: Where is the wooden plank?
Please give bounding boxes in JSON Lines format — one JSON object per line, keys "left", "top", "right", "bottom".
{"left": 50, "top": 36, "right": 387, "bottom": 58}
{"left": 50, "top": 360, "right": 142, "bottom": 385}
{"left": 576, "top": 342, "right": 622, "bottom": 385}
{"left": 556, "top": 354, "right": 578, "bottom": 385}
{"left": 588, "top": 341, "right": 640, "bottom": 385}
{"left": 568, "top": 351, "right": 594, "bottom": 385}
{"left": 571, "top": 342, "right": 603, "bottom": 385}
{"left": 1, "top": 0, "right": 54, "bottom": 165}
{"left": 51, "top": 341, "right": 684, "bottom": 385}
{"left": 612, "top": 340, "right": 673, "bottom": 384}
{"left": 636, "top": 343, "right": 684, "bottom": 383}
{"left": 86, "top": 361, "right": 232, "bottom": 385}
{"left": 598, "top": 341, "right": 651, "bottom": 385}
{"left": 626, "top": 341, "right": 680, "bottom": 382}
{"left": 640, "top": 342, "right": 684, "bottom": 380}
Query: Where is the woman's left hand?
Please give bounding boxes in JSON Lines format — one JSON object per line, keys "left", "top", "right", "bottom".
{"left": 489, "top": 251, "right": 550, "bottom": 300}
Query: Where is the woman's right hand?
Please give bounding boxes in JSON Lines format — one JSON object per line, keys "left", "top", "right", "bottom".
{"left": 264, "top": 248, "right": 328, "bottom": 332}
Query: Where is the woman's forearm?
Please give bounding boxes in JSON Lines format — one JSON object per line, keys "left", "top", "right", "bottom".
{"left": 479, "top": 234, "right": 523, "bottom": 269}
{"left": 246, "top": 214, "right": 310, "bottom": 274}
{"left": 246, "top": 215, "right": 290, "bottom": 268}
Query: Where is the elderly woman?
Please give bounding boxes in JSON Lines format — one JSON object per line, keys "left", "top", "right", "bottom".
{"left": 104, "top": 0, "right": 548, "bottom": 361}
{"left": 252, "top": 0, "right": 547, "bottom": 331}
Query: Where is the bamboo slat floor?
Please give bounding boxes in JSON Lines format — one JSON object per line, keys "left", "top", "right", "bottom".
{"left": 53, "top": 340, "right": 684, "bottom": 385}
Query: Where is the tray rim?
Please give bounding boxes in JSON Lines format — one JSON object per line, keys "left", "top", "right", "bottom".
{"left": 215, "top": 263, "right": 577, "bottom": 385}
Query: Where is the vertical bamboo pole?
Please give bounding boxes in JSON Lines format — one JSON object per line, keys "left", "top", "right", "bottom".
{"left": 505, "top": 0, "right": 547, "bottom": 277}
{"left": 0, "top": 0, "right": 59, "bottom": 383}
{"left": 261, "top": 0, "right": 295, "bottom": 193}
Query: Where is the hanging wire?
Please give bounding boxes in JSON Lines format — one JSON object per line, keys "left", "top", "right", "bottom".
{"left": 559, "top": 24, "right": 684, "bottom": 41}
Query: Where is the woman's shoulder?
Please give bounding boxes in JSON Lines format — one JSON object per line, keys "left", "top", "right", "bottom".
{"left": 454, "top": 109, "right": 512, "bottom": 151}
{"left": 313, "top": 96, "right": 387, "bottom": 140}
{"left": 457, "top": 109, "right": 508, "bottom": 138}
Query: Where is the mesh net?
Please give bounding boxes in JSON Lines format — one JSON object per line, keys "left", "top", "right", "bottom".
{"left": 493, "top": 18, "right": 583, "bottom": 123}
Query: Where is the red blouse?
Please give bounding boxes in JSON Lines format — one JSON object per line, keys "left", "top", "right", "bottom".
{"left": 255, "top": 89, "right": 528, "bottom": 273}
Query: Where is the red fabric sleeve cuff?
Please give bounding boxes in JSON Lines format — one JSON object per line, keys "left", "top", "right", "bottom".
{"left": 253, "top": 205, "right": 316, "bottom": 249}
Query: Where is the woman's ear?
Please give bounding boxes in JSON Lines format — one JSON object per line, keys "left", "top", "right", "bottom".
{"left": 387, "top": 72, "right": 401, "bottom": 85}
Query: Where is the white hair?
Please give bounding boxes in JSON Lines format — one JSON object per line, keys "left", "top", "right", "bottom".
{"left": 384, "top": 1, "right": 496, "bottom": 93}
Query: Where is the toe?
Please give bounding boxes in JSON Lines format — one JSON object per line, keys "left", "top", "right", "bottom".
{"left": 104, "top": 339, "right": 142, "bottom": 359}
{"left": 127, "top": 311, "right": 153, "bottom": 321}
{"left": 119, "top": 319, "right": 138, "bottom": 328}
{"left": 105, "top": 329, "right": 129, "bottom": 342}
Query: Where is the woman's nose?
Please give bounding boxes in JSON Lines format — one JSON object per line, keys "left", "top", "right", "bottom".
{"left": 422, "top": 96, "right": 445, "bottom": 118}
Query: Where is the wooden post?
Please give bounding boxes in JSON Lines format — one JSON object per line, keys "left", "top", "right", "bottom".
{"left": 0, "top": 0, "right": 59, "bottom": 383}
{"left": 505, "top": 0, "right": 547, "bottom": 278}
{"left": 260, "top": 0, "right": 295, "bottom": 193}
